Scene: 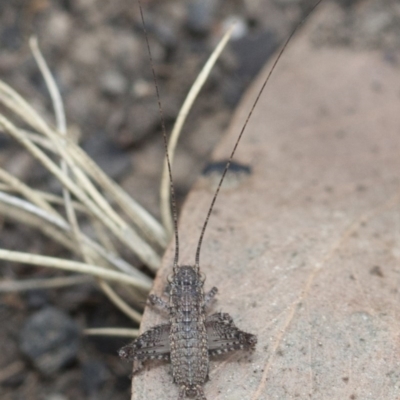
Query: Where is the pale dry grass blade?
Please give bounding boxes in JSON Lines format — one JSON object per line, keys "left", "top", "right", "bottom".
{"left": 0, "top": 191, "right": 68, "bottom": 230}
{"left": 0, "top": 167, "right": 60, "bottom": 217}
{"left": 0, "top": 190, "right": 149, "bottom": 281}
{"left": 0, "top": 115, "right": 161, "bottom": 270}
{"left": 160, "top": 25, "right": 234, "bottom": 236}
{"left": 29, "top": 37, "right": 66, "bottom": 133}
{"left": 0, "top": 275, "right": 94, "bottom": 292}
{"left": 28, "top": 190, "right": 88, "bottom": 213}
{"left": 65, "top": 139, "right": 167, "bottom": 248}
{"left": 84, "top": 328, "right": 139, "bottom": 338}
{"left": 0, "top": 199, "right": 77, "bottom": 253}
{"left": 0, "top": 79, "right": 161, "bottom": 268}
{"left": 98, "top": 279, "right": 142, "bottom": 323}
{"left": 0, "top": 78, "right": 167, "bottom": 250}
{"left": 30, "top": 36, "right": 81, "bottom": 254}
{"left": 0, "top": 249, "right": 152, "bottom": 290}
{"left": 29, "top": 38, "right": 145, "bottom": 321}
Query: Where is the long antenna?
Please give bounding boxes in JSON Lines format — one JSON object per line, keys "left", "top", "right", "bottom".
{"left": 195, "top": 0, "right": 324, "bottom": 267}
{"left": 137, "top": 0, "right": 180, "bottom": 267}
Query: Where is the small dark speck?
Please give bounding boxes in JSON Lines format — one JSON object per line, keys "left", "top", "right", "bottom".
{"left": 342, "top": 376, "right": 349, "bottom": 383}
{"left": 350, "top": 395, "right": 357, "bottom": 400}
{"left": 202, "top": 160, "right": 251, "bottom": 176}
{"left": 356, "top": 184, "right": 367, "bottom": 192}
{"left": 251, "top": 301, "right": 258, "bottom": 308}
{"left": 202, "top": 160, "right": 252, "bottom": 190}
{"left": 276, "top": 349, "right": 284, "bottom": 357}
{"left": 263, "top": 345, "right": 269, "bottom": 352}
{"left": 370, "top": 145, "right": 380, "bottom": 154}
{"left": 335, "top": 130, "right": 346, "bottom": 138}
{"left": 349, "top": 274, "right": 355, "bottom": 280}
{"left": 370, "top": 265, "right": 384, "bottom": 278}
{"left": 371, "top": 81, "right": 382, "bottom": 93}
{"left": 324, "top": 186, "right": 334, "bottom": 193}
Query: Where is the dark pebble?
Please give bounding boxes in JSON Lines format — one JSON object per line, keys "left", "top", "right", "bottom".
{"left": 24, "top": 289, "right": 50, "bottom": 309}
{"left": 224, "top": 30, "right": 278, "bottom": 107}
{"left": 202, "top": 160, "right": 252, "bottom": 176}
{"left": 19, "top": 307, "right": 80, "bottom": 376}
{"left": 81, "top": 360, "right": 110, "bottom": 395}
{"left": 110, "top": 99, "right": 161, "bottom": 147}
{"left": 82, "top": 130, "right": 132, "bottom": 180}
{"left": 186, "top": 0, "right": 219, "bottom": 36}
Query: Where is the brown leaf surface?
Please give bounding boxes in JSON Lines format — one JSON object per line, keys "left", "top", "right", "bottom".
{"left": 130, "top": 4, "right": 400, "bottom": 400}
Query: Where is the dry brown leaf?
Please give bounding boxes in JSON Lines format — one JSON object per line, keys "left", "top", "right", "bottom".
{"left": 129, "top": 4, "right": 400, "bottom": 400}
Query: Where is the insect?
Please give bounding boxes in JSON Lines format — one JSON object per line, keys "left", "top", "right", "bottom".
{"left": 119, "top": 0, "right": 323, "bottom": 399}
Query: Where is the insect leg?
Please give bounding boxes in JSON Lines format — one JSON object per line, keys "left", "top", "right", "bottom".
{"left": 206, "top": 312, "right": 257, "bottom": 356}
{"left": 204, "top": 286, "right": 218, "bottom": 306}
{"left": 195, "top": 386, "right": 207, "bottom": 400}
{"left": 148, "top": 294, "right": 170, "bottom": 312}
{"left": 130, "top": 352, "right": 170, "bottom": 377}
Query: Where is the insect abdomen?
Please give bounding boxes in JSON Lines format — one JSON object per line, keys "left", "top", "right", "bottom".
{"left": 170, "top": 288, "right": 209, "bottom": 388}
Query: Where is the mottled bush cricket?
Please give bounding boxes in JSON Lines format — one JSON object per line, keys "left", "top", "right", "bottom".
{"left": 119, "top": 0, "right": 323, "bottom": 399}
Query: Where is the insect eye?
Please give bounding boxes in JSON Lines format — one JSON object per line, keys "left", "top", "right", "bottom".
{"left": 200, "top": 273, "right": 206, "bottom": 282}
{"left": 167, "top": 274, "right": 174, "bottom": 283}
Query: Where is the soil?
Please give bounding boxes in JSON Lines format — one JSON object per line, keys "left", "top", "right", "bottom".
{"left": 1, "top": 0, "right": 400, "bottom": 399}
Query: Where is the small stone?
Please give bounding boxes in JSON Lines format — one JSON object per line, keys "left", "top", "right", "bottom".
{"left": 44, "top": 395, "right": 69, "bottom": 400}
{"left": 70, "top": 32, "right": 100, "bottom": 66}
{"left": 104, "top": 30, "right": 143, "bottom": 73}
{"left": 99, "top": 70, "right": 127, "bottom": 96}
{"left": 24, "top": 289, "right": 50, "bottom": 309}
{"left": 19, "top": 307, "right": 80, "bottom": 376}
{"left": 43, "top": 10, "right": 72, "bottom": 48}
{"left": 82, "top": 130, "right": 131, "bottom": 179}
{"left": 111, "top": 99, "right": 160, "bottom": 146}
{"left": 186, "top": 0, "right": 219, "bottom": 35}
{"left": 82, "top": 361, "right": 110, "bottom": 395}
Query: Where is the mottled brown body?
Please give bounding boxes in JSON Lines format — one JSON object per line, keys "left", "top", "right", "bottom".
{"left": 119, "top": 264, "right": 256, "bottom": 399}
{"left": 169, "top": 266, "right": 209, "bottom": 398}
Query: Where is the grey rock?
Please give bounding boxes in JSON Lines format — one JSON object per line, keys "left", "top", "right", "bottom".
{"left": 99, "top": 70, "right": 127, "bottom": 96}
{"left": 82, "top": 360, "right": 110, "bottom": 395}
{"left": 186, "top": 0, "right": 219, "bottom": 35}
{"left": 82, "top": 130, "right": 131, "bottom": 179}
{"left": 19, "top": 307, "right": 80, "bottom": 376}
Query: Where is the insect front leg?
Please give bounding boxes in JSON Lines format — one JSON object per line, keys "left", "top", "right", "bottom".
{"left": 148, "top": 294, "right": 170, "bottom": 312}
{"left": 204, "top": 286, "right": 218, "bottom": 306}
{"left": 206, "top": 312, "right": 257, "bottom": 356}
{"left": 119, "top": 323, "right": 171, "bottom": 371}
